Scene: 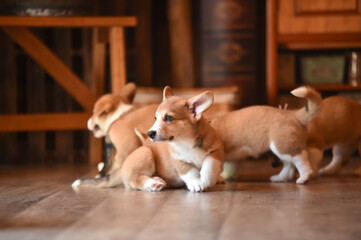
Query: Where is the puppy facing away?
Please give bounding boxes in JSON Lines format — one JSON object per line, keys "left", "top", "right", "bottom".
{"left": 305, "top": 96, "right": 361, "bottom": 176}
{"left": 73, "top": 87, "right": 224, "bottom": 192}
{"left": 87, "top": 82, "right": 158, "bottom": 176}
{"left": 211, "top": 86, "right": 322, "bottom": 184}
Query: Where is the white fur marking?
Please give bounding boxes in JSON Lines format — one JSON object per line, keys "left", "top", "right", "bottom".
{"left": 72, "top": 179, "right": 81, "bottom": 187}
{"left": 200, "top": 157, "right": 222, "bottom": 187}
{"left": 291, "top": 86, "right": 307, "bottom": 98}
{"left": 87, "top": 118, "right": 93, "bottom": 131}
{"left": 180, "top": 168, "right": 205, "bottom": 192}
{"left": 270, "top": 142, "right": 312, "bottom": 184}
{"left": 97, "top": 162, "right": 104, "bottom": 172}
{"left": 143, "top": 178, "right": 166, "bottom": 191}
{"left": 270, "top": 142, "right": 292, "bottom": 162}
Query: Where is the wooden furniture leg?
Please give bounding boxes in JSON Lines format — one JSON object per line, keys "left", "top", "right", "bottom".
{"left": 109, "top": 26, "right": 126, "bottom": 94}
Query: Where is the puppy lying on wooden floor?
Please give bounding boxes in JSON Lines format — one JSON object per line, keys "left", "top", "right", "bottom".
{"left": 73, "top": 87, "right": 224, "bottom": 192}
{"left": 86, "top": 82, "right": 158, "bottom": 176}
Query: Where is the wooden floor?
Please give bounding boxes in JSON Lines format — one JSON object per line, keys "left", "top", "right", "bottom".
{"left": 1, "top": 160, "right": 361, "bottom": 240}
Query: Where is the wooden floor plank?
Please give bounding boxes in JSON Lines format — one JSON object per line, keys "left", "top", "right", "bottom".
{"left": 218, "top": 180, "right": 361, "bottom": 240}
{"left": 135, "top": 184, "right": 236, "bottom": 240}
{"left": 0, "top": 162, "right": 360, "bottom": 240}
{"left": 56, "top": 188, "right": 174, "bottom": 240}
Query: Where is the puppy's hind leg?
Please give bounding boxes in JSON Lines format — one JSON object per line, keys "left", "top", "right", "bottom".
{"left": 130, "top": 175, "right": 166, "bottom": 192}
{"left": 270, "top": 162, "right": 296, "bottom": 182}
{"left": 308, "top": 147, "right": 324, "bottom": 174}
{"left": 270, "top": 143, "right": 312, "bottom": 184}
{"left": 319, "top": 143, "right": 357, "bottom": 176}
{"left": 72, "top": 170, "right": 123, "bottom": 188}
{"left": 121, "top": 146, "right": 166, "bottom": 192}
{"left": 292, "top": 150, "right": 313, "bottom": 184}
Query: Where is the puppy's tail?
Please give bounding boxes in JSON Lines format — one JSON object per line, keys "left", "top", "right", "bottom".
{"left": 72, "top": 172, "right": 122, "bottom": 188}
{"left": 291, "top": 86, "right": 322, "bottom": 126}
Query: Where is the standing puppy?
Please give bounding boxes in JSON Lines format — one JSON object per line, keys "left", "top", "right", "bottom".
{"left": 306, "top": 96, "right": 361, "bottom": 176}
{"left": 148, "top": 86, "right": 224, "bottom": 192}
{"left": 211, "top": 86, "right": 322, "bottom": 184}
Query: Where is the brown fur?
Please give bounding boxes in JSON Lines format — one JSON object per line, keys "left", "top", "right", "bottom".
{"left": 211, "top": 86, "right": 322, "bottom": 184}
{"left": 73, "top": 87, "right": 224, "bottom": 192}
{"left": 305, "top": 96, "right": 361, "bottom": 176}
{"left": 86, "top": 83, "right": 158, "bottom": 176}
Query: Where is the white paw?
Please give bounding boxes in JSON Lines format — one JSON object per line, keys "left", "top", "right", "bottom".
{"left": 72, "top": 179, "right": 81, "bottom": 187}
{"left": 143, "top": 177, "right": 166, "bottom": 192}
{"left": 186, "top": 179, "right": 207, "bottom": 192}
{"left": 296, "top": 172, "right": 312, "bottom": 184}
{"left": 97, "top": 162, "right": 104, "bottom": 172}
{"left": 270, "top": 174, "right": 288, "bottom": 182}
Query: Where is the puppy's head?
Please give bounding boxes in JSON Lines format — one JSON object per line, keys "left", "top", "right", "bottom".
{"left": 87, "top": 83, "right": 136, "bottom": 138}
{"left": 147, "top": 86, "right": 214, "bottom": 142}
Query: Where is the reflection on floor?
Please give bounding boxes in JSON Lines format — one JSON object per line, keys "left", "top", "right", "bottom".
{"left": 0, "top": 157, "right": 360, "bottom": 240}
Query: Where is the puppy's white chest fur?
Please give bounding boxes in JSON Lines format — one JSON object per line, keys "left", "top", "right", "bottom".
{"left": 170, "top": 140, "right": 207, "bottom": 169}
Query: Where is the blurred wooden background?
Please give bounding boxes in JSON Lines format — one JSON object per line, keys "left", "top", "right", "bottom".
{"left": 0, "top": 0, "right": 265, "bottom": 166}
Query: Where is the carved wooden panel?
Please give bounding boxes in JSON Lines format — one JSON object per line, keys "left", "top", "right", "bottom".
{"left": 278, "top": 0, "right": 361, "bottom": 34}
{"left": 199, "top": 0, "right": 263, "bottom": 106}
{"left": 295, "top": 0, "right": 361, "bottom": 15}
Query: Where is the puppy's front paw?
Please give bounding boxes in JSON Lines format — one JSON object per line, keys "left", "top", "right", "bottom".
{"left": 143, "top": 177, "right": 166, "bottom": 192}
{"left": 186, "top": 179, "right": 207, "bottom": 192}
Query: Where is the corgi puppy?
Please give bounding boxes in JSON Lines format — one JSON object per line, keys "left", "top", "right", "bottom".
{"left": 305, "top": 96, "right": 361, "bottom": 176}
{"left": 73, "top": 130, "right": 184, "bottom": 191}
{"left": 73, "top": 87, "right": 224, "bottom": 192}
{"left": 87, "top": 82, "right": 158, "bottom": 176}
{"left": 211, "top": 86, "right": 322, "bottom": 184}
{"left": 147, "top": 86, "right": 224, "bottom": 191}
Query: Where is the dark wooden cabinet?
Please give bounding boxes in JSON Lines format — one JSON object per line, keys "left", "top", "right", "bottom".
{"left": 198, "top": 0, "right": 265, "bottom": 106}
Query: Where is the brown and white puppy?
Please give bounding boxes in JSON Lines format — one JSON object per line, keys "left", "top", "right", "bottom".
{"left": 304, "top": 96, "right": 361, "bottom": 176}
{"left": 147, "top": 86, "right": 224, "bottom": 191}
{"left": 72, "top": 130, "right": 184, "bottom": 191}
{"left": 73, "top": 87, "right": 224, "bottom": 192}
{"left": 211, "top": 86, "right": 322, "bottom": 184}
{"left": 87, "top": 82, "right": 158, "bottom": 176}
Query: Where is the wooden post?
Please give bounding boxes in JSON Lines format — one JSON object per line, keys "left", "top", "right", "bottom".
{"left": 168, "top": 0, "right": 195, "bottom": 88}
{"left": 109, "top": 26, "right": 126, "bottom": 94}
{"left": 266, "top": 0, "right": 278, "bottom": 106}
{"left": 135, "top": 0, "right": 153, "bottom": 86}
{"left": 88, "top": 27, "right": 107, "bottom": 166}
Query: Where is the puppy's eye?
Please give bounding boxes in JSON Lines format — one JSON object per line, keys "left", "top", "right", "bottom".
{"left": 154, "top": 116, "right": 157, "bottom": 120}
{"left": 164, "top": 114, "right": 174, "bottom": 122}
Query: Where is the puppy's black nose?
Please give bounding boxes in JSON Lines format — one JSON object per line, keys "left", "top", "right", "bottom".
{"left": 147, "top": 130, "right": 156, "bottom": 139}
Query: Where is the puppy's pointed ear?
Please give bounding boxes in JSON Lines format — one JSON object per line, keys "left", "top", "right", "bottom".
{"left": 134, "top": 128, "right": 148, "bottom": 144}
{"left": 120, "top": 82, "right": 137, "bottom": 104}
{"left": 163, "top": 86, "right": 173, "bottom": 101}
{"left": 187, "top": 91, "right": 214, "bottom": 122}
{"left": 96, "top": 103, "right": 112, "bottom": 117}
